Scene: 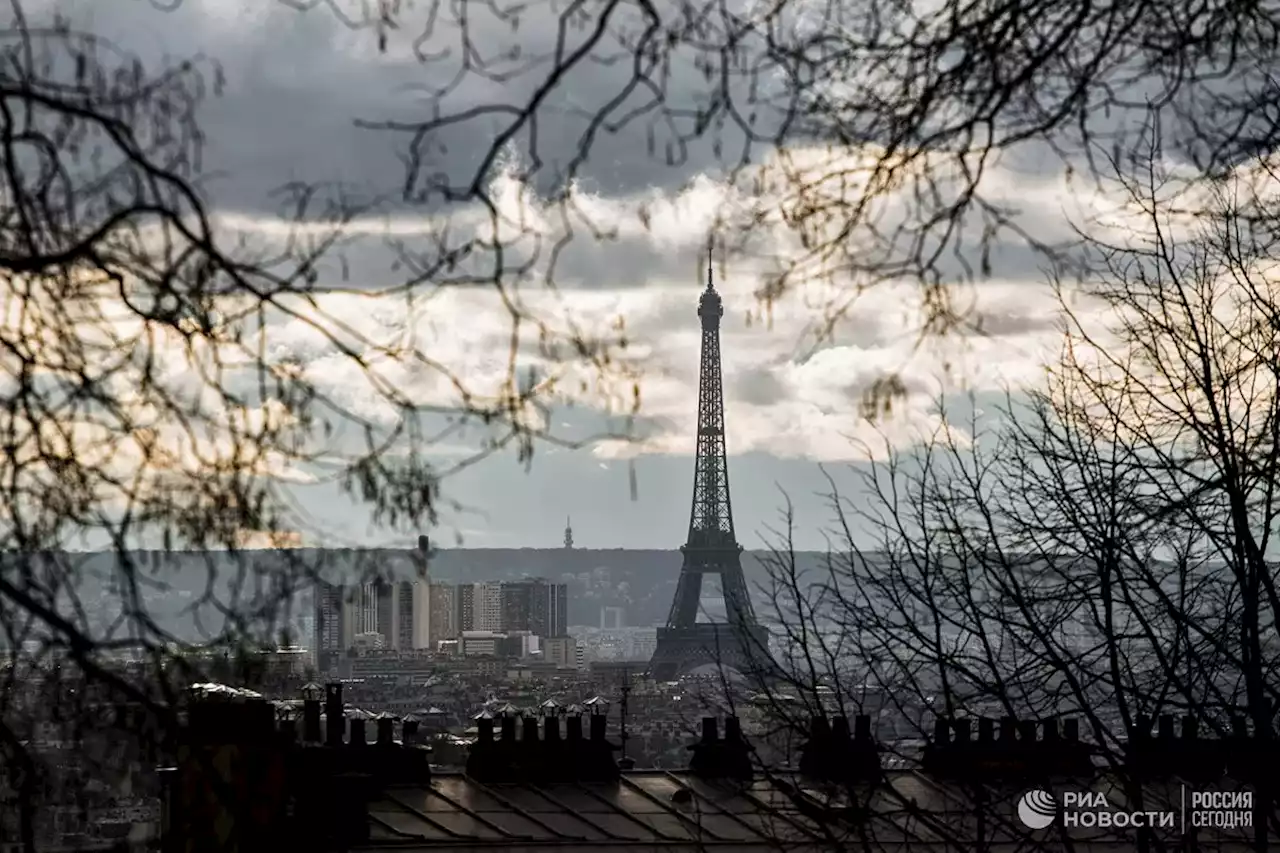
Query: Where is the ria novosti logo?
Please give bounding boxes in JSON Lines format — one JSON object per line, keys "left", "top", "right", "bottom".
{"left": 1017, "top": 789, "right": 1058, "bottom": 829}
{"left": 1017, "top": 787, "right": 1253, "bottom": 832}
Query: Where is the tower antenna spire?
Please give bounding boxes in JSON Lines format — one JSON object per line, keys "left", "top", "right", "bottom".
{"left": 706, "top": 235, "right": 715, "bottom": 291}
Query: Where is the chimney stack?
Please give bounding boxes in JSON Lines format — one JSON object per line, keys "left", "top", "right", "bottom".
{"left": 701, "top": 717, "right": 719, "bottom": 744}
{"left": 690, "top": 716, "right": 752, "bottom": 780}
{"left": 476, "top": 716, "right": 494, "bottom": 744}
{"left": 1127, "top": 712, "right": 1226, "bottom": 781}
{"left": 325, "top": 684, "right": 344, "bottom": 747}
{"left": 933, "top": 718, "right": 951, "bottom": 745}
{"left": 831, "top": 716, "right": 850, "bottom": 742}
{"left": 349, "top": 716, "right": 367, "bottom": 747}
{"left": 811, "top": 716, "right": 832, "bottom": 743}
{"left": 468, "top": 706, "right": 618, "bottom": 783}
{"left": 724, "top": 717, "right": 744, "bottom": 743}
{"left": 377, "top": 715, "right": 395, "bottom": 746}
{"left": 925, "top": 715, "right": 1092, "bottom": 779}
{"left": 401, "top": 712, "right": 422, "bottom": 742}
{"left": 303, "top": 699, "right": 322, "bottom": 743}
{"left": 800, "top": 713, "right": 881, "bottom": 783}
{"left": 566, "top": 715, "right": 583, "bottom": 741}
{"left": 978, "top": 717, "right": 994, "bottom": 743}
{"left": 999, "top": 716, "right": 1016, "bottom": 742}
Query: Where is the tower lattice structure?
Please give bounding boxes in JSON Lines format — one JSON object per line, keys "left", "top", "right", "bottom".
{"left": 648, "top": 249, "right": 772, "bottom": 681}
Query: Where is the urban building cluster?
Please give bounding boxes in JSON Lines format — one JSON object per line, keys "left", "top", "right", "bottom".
{"left": 313, "top": 571, "right": 578, "bottom": 677}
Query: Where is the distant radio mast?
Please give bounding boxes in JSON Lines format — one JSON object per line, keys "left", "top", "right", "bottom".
{"left": 564, "top": 517, "right": 574, "bottom": 549}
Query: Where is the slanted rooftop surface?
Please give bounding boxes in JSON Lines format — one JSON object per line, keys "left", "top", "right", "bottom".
{"left": 359, "top": 769, "right": 1270, "bottom": 852}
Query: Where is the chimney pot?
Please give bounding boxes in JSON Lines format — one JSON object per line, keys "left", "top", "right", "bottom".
{"left": 523, "top": 716, "right": 540, "bottom": 743}
{"left": 418, "top": 534, "right": 429, "bottom": 553}
{"left": 303, "top": 699, "right": 322, "bottom": 743}
{"left": 477, "top": 717, "right": 495, "bottom": 743}
{"left": 1232, "top": 716, "right": 1249, "bottom": 739}
{"left": 589, "top": 714, "right": 607, "bottom": 742}
{"left": 809, "top": 716, "right": 831, "bottom": 742}
{"left": 1043, "top": 719, "right": 1059, "bottom": 740}
{"left": 253, "top": 699, "right": 275, "bottom": 738}
{"left": 978, "top": 718, "right": 994, "bottom": 743}
{"left": 501, "top": 716, "right": 517, "bottom": 742}
{"left": 280, "top": 718, "right": 298, "bottom": 743}
{"left": 854, "top": 714, "right": 872, "bottom": 741}
{"left": 1181, "top": 716, "right": 1199, "bottom": 740}
{"left": 350, "top": 718, "right": 367, "bottom": 747}
{"left": 954, "top": 718, "right": 971, "bottom": 742}
{"left": 403, "top": 719, "right": 420, "bottom": 742}
{"left": 999, "top": 717, "right": 1017, "bottom": 742}
{"left": 1018, "top": 720, "right": 1037, "bottom": 742}
{"left": 724, "top": 717, "right": 743, "bottom": 743}
{"left": 325, "top": 686, "right": 345, "bottom": 747}
{"left": 933, "top": 718, "right": 951, "bottom": 745}
{"left": 1063, "top": 718, "right": 1080, "bottom": 741}
{"left": 566, "top": 715, "right": 583, "bottom": 741}
{"left": 1135, "top": 714, "right": 1152, "bottom": 739}
{"left": 701, "top": 717, "right": 718, "bottom": 743}
{"left": 832, "top": 716, "right": 851, "bottom": 741}
{"left": 377, "top": 716, "right": 395, "bottom": 746}
{"left": 1158, "top": 715, "right": 1175, "bottom": 739}
{"left": 544, "top": 716, "right": 561, "bottom": 741}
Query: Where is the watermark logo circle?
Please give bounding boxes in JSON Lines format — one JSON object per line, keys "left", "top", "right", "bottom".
{"left": 1018, "top": 789, "right": 1057, "bottom": 829}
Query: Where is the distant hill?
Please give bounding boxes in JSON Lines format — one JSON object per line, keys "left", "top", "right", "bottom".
{"left": 7, "top": 548, "right": 836, "bottom": 643}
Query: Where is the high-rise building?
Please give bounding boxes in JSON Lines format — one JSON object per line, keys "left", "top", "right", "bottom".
{"left": 411, "top": 582, "right": 432, "bottom": 649}
{"left": 457, "top": 584, "right": 474, "bottom": 633}
{"left": 428, "top": 583, "right": 456, "bottom": 649}
{"left": 501, "top": 579, "right": 569, "bottom": 637}
{"left": 315, "top": 579, "right": 428, "bottom": 666}
{"left": 548, "top": 582, "right": 568, "bottom": 638}
{"left": 600, "top": 606, "right": 625, "bottom": 630}
{"left": 374, "top": 582, "right": 393, "bottom": 636}
{"left": 313, "top": 581, "right": 354, "bottom": 674}
{"left": 457, "top": 582, "right": 503, "bottom": 632}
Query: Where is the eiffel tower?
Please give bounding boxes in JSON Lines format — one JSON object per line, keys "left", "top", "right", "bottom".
{"left": 648, "top": 247, "right": 772, "bottom": 681}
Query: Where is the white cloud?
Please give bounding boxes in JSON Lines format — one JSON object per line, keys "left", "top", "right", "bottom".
{"left": 200, "top": 144, "right": 1144, "bottom": 469}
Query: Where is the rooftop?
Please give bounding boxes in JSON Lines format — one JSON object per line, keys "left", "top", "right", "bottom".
{"left": 164, "top": 684, "right": 1279, "bottom": 852}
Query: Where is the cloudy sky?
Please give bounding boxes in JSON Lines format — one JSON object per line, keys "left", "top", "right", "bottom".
{"left": 33, "top": 0, "right": 1148, "bottom": 552}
